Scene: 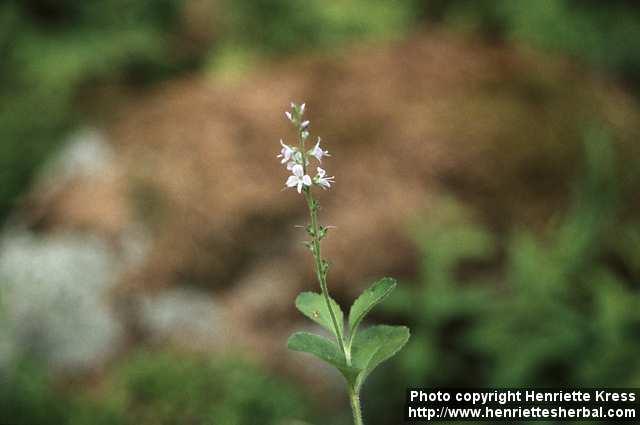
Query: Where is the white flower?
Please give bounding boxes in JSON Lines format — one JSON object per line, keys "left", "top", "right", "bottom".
{"left": 300, "top": 103, "right": 306, "bottom": 114}
{"left": 277, "top": 139, "right": 294, "bottom": 164}
{"left": 301, "top": 130, "right": 310, "bottom": 140}
{"left": 309, "top": 138, "right": 330, "bottom": 162}
{"left": 286, "top": 161, "right": 296, "bottom": 171}
{"left": 286, "top": 164, "right": 312, "bottom": 193}
{"left": 314, "top": 167, "right": 334, "bottom": 189}
{"left": 285, "top": 111, "right": 294, "bottom": 122}
{"left": 300, "top": 120, "right": 310, "bottom": 130}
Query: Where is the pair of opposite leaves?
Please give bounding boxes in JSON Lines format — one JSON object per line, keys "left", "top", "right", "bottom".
{"left": 288, "top": 277, "right": 409, "bottom": 391}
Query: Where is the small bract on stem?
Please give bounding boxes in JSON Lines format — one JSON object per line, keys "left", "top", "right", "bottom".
{"left": 280, "top": 102, "right": 409, "bottom": 425}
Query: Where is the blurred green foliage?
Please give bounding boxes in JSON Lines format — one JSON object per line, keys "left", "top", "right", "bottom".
{"left": 0, "top": 0, "right": 192, "bottom": 221}
{"left": 0, "top": 361, "right": 120, "bottom": 425}
{"left": 116, "top": 351, "right": 309, "bottom": 425}
{"left": 0, "top": 351, "right": 310, "bottom": 425}
{"left": 421, "top": 0, "right": 640, "bottom": 87}
{"left": 219, "top": 0, "right": 416, "bottom": 56}
{"left": 363, "top": 132, "right": 640, "bottom": 424}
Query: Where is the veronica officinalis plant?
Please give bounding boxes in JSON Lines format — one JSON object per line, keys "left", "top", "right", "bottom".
{"left": 279, "top": 102, "right": 410, "bottom": 425}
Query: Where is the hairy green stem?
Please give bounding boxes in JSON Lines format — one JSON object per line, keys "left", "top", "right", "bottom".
{"left": 303, "top": 189, "right": 349, "bottom": 361}
{"left": 349, "top": 388, "right": 364, "bottom": 425}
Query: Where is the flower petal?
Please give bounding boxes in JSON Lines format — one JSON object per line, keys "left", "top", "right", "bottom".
{"left": 292, "top": 164, "right": 304, "bottom": 177}
{"left": 302, "top": 175, "right": 312, "bottom": 186}
{"left": 286, "top": 175, "right": 298, "bottom": 187}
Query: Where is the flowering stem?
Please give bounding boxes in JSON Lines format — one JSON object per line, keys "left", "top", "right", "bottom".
{"left": 296, "top": 117, "right": 348, "bottom": 362}
{"left": 283, "top": 103, "right": 364, "bottom": 425}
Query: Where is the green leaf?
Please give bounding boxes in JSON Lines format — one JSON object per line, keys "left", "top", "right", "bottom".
{"left": 295, "top": 292, "right": 344, "bottom": 338}
{"left": 287, "top": 332, "right": 360, "bottom": 385}
{"left": 348, "top": 278, "right": 396, "bottom": 340}
{"left": 351, "top": 325, "right": 410, "bottom": 390}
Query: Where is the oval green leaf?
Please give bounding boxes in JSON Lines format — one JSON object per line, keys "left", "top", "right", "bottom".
{"left": 350, "top": 325, "right": 410, "bottom": 390}
{"left": 348, "top": 278, "right": 396, "bottom": 341}
{"left": 295, "top": 292, "right": 344, "bottom": 338}
{"left": 287, "top": 331, "right": 360, "bottom": 386}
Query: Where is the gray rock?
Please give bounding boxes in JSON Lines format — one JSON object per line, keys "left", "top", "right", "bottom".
{"left": 138, "top": 288, "right": 221, "bottom": 350}
{"left": 0, "top": 231, "right": 124, "bottom": 373}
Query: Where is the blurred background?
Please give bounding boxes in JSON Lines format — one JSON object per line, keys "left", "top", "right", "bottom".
{"left": 1, "top": 1, "right": 640, "bottom": 424}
